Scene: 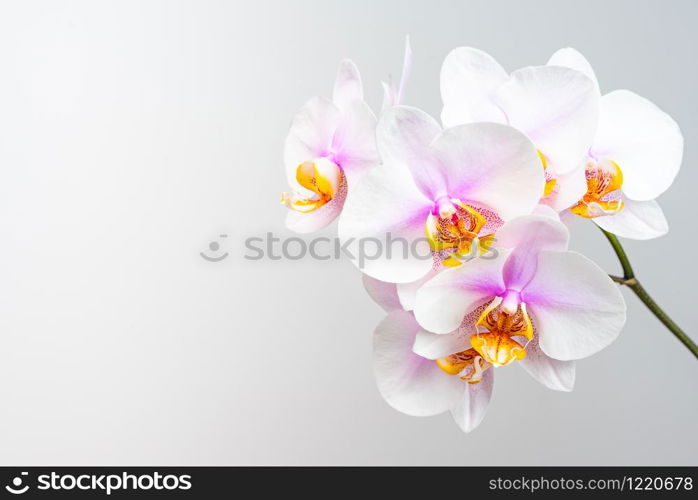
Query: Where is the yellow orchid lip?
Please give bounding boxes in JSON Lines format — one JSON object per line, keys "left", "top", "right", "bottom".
{"left": 281, "top": 158, "right": 344, "bottom": 213}
{"left": 425, "top": 199, "right": 494, "bottom": 267}
{"left": 436, "top": 296, "right": 535, "bottom": 382}
{"left": 570, "top": 159, "right": 624, "bottom": 218}
{"left": 469, "top": 331, "right": 527, "bottom": 367}
{"left": 436, "top": 348, "right": 491, "bottom": 384}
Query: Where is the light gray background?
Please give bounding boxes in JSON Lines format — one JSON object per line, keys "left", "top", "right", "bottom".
{"left": 0, "top": 0, "right": 696, "bottom": 465}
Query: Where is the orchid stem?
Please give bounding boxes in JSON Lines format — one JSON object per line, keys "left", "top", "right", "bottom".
{"left": 601, "top": 228, "right": 698, "bottom": 360}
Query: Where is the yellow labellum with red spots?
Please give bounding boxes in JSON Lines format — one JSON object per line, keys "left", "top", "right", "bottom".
{"left": 281, "top": 158, "right": 343, "bottom": 213}
{"left": 570, "top": 159, "right": 624, "bottom": 218}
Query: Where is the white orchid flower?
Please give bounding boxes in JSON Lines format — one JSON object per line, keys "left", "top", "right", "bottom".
{"left": 548, "top": 48, "right": 683, "bottom": 240}
{"left": 338, "top": 106, "right": 544, "bottom": 284}
{"left": 440, "top": 47, "right": 599, "bottom": 213}
{"left": 372, "top": 215, "right": 626, "bottom": 432}
{"left": 281, "top": 60, "right": 380, "bottom": 233}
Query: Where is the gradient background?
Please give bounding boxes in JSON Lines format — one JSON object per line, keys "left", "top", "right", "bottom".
{"left": 0, "top": 0, "right": 696, "bottom": 465}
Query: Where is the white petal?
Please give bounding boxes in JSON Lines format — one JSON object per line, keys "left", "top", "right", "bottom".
{"left": 543, "top": 162, "right": 588, "bottom": 213}
{"left": 283, "top": 97, "right": 342, "bottom": 186}
{"left": 337, "top": 162, "right": 434, "bottom": 283}
{"left": 363, "top": 274, "right": 401, "bottom": 312}
{"left": 532, "top": 204, "right": 562, "bottom": 220}
{"left": 547, "top": 47, "right": 600, "bottom": 94}
{"left": 592, "top": 90, "right": 683, "bottom": 201}
{"left": 382, "top": 36, "right": 413, "bottom": 111}
{"left": 413, "top": 329, "right": 472, "bottom": 360}
{"left": 396, "top": 266, "right": 441, "bottom": 311}
{"left": 332, "top": 59, "right": 363, "bottom": 112}
{"left": 331, "top": 100, "right": 379, "bottom": 181}
{"left": 376, "top": 106, "right": 443, "bottom": 199}
{"left": 523, "top": 251, "right": 627, "bottom": 360}
{"left": 519, "top": 335, "right": 575, "bottom": 391}
{"left": 374, "top": 311, "right": 462, "bottom": 416}
{"left": 495, "top": 65, "right": 599, "bottom": 175}
{"left": 496, "top": 215, "right": 570, "bottom": 291}
{"left": 414, "top": 253, "right": 507, "bottom": 334}
{"left": 450, "top": 369, "right": 494, "bottom": 433}
{"left": 593, "top": 198, "right": 668, "bottom": 240}
{"left": 431, "top": 122, "right": 544, "bottom": 220}
{"left": 440, "top": 47, "right": 508, "bottom": 127}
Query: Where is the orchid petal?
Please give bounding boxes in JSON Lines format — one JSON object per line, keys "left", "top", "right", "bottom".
{"left": 543, "top": 163, "right": 588, "bottom": 213}
{"left": 332, "top": 59, "right": 363, "bottom": 112}
{"left": 497, "top": 216, "right": 570, "bottom": 291}
{"left": 523, "top": 251, "right": 626, "bottom": 360}
{"left": 450, "top": 369, "right": 494, "bottom": 433}
{"left": 376, "top": 106, "right": 443, "bottom": 199}
{"left": 338, "top": 161, "right": 433, "bottom": 283}
{"left": 412, "top": 329, "right": 472, "bottom": 360}
{"left": 283, "top": 97, "right": 342, "bottom": 186}
{"left": 547, "top": 47, "right": 600, "bottom": 94}
{"left": 440, "top": 47, "right": 508, "bottom": 127}
{"left": 495, "top": 65, "right": 599, "bottom": 175}
{"left": 363, "top": 275, "right": 401, "bottom": 312}
{"left": 593, "top": 198, "right": 668, "bottom": 240}
{"left": 382, "top": 37, "right": 413, "bottom": 111}
{"left": 396, "top": 266, "right": 441, "bottom": 311}
{"left": 592, "top": 90, "right": 683, "bottom": 201}
{"left": 414, "top": 253, "right": 507, "bottom": 334}
{"left": 331, "top": 100, "right": 379, "bottom": 181}
{"left": 374, "top": 311, "right": 462, "bottom": 416}
{"left": 519, "top": 334, "right": 575, "bottom": 391}
{"left": 431, "top": 122, "right": 544, "bottom": 220}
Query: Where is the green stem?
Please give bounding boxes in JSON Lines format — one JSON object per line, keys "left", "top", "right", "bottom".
{"left": 601, "top": 228, "right": 698, "bottom": 359}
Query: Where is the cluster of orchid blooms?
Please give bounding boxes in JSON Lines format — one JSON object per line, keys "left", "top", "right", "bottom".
{"left": 280, "top": 41, "right": 684, "bottom": 432}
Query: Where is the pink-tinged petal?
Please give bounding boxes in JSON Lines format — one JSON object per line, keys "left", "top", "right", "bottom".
{"left": 523, "top": 250, "right": 626, "bottom": 360}
{"left": 338, "top": 161, "right": 433, "bottom": 283}
{"left": 558, "top": 209, "right": 577, "bottom": 228}
{"left": 283, "top": 97, "right": 342, "bottom": 185}
{"left": 547, "top": 47, "right": 600, "bottom": 94}
{"left": 331, "top": 100, "right": 379, "bottom": 182}
{"left": 440, "top": 47, "right": 508, "bottom": 127}
{"left": 363, "top": 274, "right": 401, "bottom": 312}
{"left": 495, "top": 66, "right": 599, "bottom": 175}
{"left": 543, "top": 163, "right": 588, "bottom": 213}
{"left": 396, "top": 266, "right": 441, "bottom": 311}
{"left": 592, "top": 90, "right": 683, "bottom": 201}
{"left": 532, "top": 203, "right": 562, "bottom": 220}
{"left": 376, "top": 106, "right": 443, "bottom": 199}
{"left": 497, "top": 215, "right": 570, "bottom": 291}
{"left": 519, "top": 334, "right": 575, "bottom": 391}
{"left": 431, "top": 122, "right": 544, "bottom": 220}
{"left": 593, "top": 198, "right": 668, "bottom": 240}
{"left": 450, "top": 369, "right": 494, "bottom": 433}
{"left": 414, "top": 253, "right": 508, "bottom": 334}
{"left": 332, "top": 59, "right": 363, "bottom": 112}
{"left": 374, "top": 310, "right": 462, "bottom": 417}
{"left": 413, "top": 329, "right": 472, "bottom": 360}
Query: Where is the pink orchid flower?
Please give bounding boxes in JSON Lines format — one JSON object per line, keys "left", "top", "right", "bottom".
{"left": 338, "top": 106, "right": 545, "bottom": 284}
{"left": 281, "top": 60, "right": 380, "bottom": 233}
{"left": 371, "top": 215, "right": 626, "bottom": 432}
